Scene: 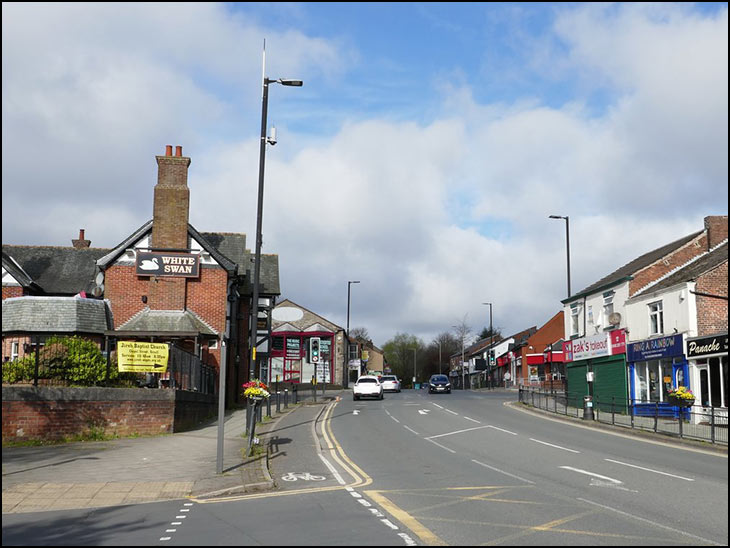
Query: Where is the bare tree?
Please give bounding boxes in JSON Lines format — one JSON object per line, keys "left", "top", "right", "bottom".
{"left": 452, "top": 315, "right": 472, "bottom": 389}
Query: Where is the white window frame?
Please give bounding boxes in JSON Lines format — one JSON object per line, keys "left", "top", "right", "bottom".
{"left": 570, "top": 304, "right": 581, "bottom": 337}
{"left": 603, "top": 291, "right": 615, "bottom": 325}
{"left": 11, "top": 341, "right": 19, "bottom": 361}
{"left": 648, "top": 300, "right": 664, "bottom": 335}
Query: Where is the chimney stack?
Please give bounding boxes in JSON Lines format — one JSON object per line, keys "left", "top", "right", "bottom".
{"left": 72, "top": 228, "right": 91, "bottom": 249}
{"left": 152, "top": 145, "right": 191, "bottom": 250}
{"left": 705, "top": 215, "right": 728, "bottom": 251}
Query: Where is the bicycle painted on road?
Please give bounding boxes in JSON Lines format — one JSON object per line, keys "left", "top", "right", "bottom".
{"left": 281, "top": 472, "right": 326, "bottom": 482}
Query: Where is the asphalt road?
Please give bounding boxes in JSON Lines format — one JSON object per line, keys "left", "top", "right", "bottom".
{"left": 3, "top": 389, "right": 727, "bottom": 546}
{"left": 330, "top": 388, "right": 728, "bottom": 546}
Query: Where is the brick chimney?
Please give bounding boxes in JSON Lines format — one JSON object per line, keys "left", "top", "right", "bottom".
{"left": 71, "top": 229, "right": 91, "bottom": 249}
{"left": 705, "top": 215, "right": 728, "bottom": 251}
{"left": 152, "top": 145, "right": 191, "bottom": 250}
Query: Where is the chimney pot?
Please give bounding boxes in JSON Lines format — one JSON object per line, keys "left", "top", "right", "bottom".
{"left": 165, "top": 145, "right": 173, "bottom": 156}
{"left": 79, "top": 229, "right": 85, "bottom": 240}
{"left": 175, "top": 146, "right": 183, "bottom": 157}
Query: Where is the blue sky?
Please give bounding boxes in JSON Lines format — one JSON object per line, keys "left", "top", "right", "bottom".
{"left": 2, "top": 2, "right": 728, "bottom": 346}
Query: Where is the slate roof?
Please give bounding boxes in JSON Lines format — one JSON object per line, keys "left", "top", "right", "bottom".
{"left": 2, "top": 245, "right": 110, "bottom": 296}
{"left": 116, "top": 307, "right": 218, "bottom": 336}
{"left": 632, "top": 241, "right": 728, "bottom": 298}
{"left": 2, "top": 296, "right": 113, "bottom": 334}
{"left": 566, "top": 229, "right": 704, "bottom": 302}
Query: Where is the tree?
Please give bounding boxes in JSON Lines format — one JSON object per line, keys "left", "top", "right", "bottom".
{"left": 424, "top": 332, "right": 459, "bottom": 378}
{"left": 382, "top": 332, "right": 424, "bottom": 387}
{"left": 477, "top": 326, "right": 502, "bottom": 343}
{"left": 349, "top": 326, "right": 370, "bottom": 341}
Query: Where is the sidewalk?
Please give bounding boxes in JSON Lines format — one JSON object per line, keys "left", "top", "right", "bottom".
{"left": 2, "top": 389, "right": 345, "bottom": 514}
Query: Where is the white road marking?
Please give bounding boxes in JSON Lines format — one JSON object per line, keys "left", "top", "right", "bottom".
{"left": 444, "top": 408, "right": 459, "bottom": 415}
{"left": 487, "top": 425, "right": 517, "bottom": 435}
{"left": 426, "top": 425, "right": 491, "bottom": 439}
{"left": 604, "top": 458, "right": 694, "bottom": 481}
{"left": 403, "top": 425, "right": 420, "bottom": 435}
{"left": 353, "top": 410, "right": 360, "bottom": 415}
{"left": 578, "top": 498, "right": 722, "bottom": 545}
{"left": 426, "top": 438, "right": 457, "bottom": 453}
{"left": 463, "top": 416, "right": 481, "bottom": 423}
{"left": 472, "top": 459, "right": 535, "bottom": 484}
{"left": 559, "top": 466, "right": 622, "bottom": 484}
{"left": 381, "top": 519, "right": 399, "bottom": 530}
{"left": 319, "top": 454, "right": 346, "bottom": 485}
{"left": 530, "top": 438, "right": 580, "bottom": 453}
{"left": 418, "top": 409, "right": 430, "bottom": 415}
{"left": 432, "top": 403, "right": 444, "bottom": 409}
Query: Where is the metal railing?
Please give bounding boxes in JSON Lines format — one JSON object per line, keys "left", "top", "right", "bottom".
{"left": 518, "top": 386, "right": 728, "bottom": 445}
{"left": 2, "top": 335, "right": 216, "bottom": 395}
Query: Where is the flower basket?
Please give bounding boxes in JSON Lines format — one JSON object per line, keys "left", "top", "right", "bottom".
{"left": 243, "top": 379, "right": 270, "bottom": 401}
{"left": 667, "top": 386, "right": 695, "bottom": 407}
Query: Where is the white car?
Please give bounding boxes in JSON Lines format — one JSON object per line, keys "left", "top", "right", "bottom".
{"left": 380, "top": 375, "right": 401, "bottom": 393}
{"left": 353, "top": 376, "right": 384, "bottom": 400}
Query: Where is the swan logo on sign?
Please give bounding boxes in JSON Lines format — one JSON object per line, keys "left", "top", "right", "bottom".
{"left": 135, "top": 252, "right": 200, "bottom": 278}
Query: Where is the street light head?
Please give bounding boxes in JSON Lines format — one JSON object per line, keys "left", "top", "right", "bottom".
{"left": 279, "top": 79, "right": 303, "bottom": 86}
{"left": 549, "top": 215, "right": 564, "bottom": 220}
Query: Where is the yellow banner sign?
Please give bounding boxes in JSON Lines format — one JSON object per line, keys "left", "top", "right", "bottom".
{"left": 118, "top": 341, "right": 169, "bottom": 373}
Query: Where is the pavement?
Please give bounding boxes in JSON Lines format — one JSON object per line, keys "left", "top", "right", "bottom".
{"left": 1, "top": 388, "right": 345, "bottom": 514}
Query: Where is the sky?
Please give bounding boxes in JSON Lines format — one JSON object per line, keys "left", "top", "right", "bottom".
{"left": 2, "top": 2, "right": 728, "bottom": 348}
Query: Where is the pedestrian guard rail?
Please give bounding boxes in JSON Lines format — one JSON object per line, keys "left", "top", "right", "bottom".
{"left": 518, "top": 386, "right": 727, "bottom": 446}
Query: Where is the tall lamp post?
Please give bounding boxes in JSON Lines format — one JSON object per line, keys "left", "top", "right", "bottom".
{"left": 412, "top": 347, "right": 417, "bottom": 389}
{"left": 249, "top": 61, "right": 303, "bottom": 382}
{"left": 346, "top": 280, "right": 360, "bottom": 386}
{"left": 482, "top": 302, "right": 493, "bottom": 389}
{"left": 549, "top": 215, "right": 571, "bottom": 298}
{"left": 452, "top": 325, "right": 466, "bottom": 390}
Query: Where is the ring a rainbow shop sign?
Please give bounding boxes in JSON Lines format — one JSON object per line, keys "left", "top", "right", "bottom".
{"left": 118, "top": 341, "right": 170, "bottom": 373}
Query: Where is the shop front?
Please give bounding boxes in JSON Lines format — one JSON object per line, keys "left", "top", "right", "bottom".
{"left": 269, "top": 332, "right": 334, "bottom": 384}
{"left": 627, "top": 333, "right": 689, "bottom": 419}
{"left": 564, "top": 330, "right": 628, "bottom": 412}
{"left": 686, "top": 332, "right": 728, "bottom": 424}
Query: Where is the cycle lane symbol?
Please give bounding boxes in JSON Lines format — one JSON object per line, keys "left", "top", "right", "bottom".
{"left": 281, "top": 472, "right": 327, "bottom": 482}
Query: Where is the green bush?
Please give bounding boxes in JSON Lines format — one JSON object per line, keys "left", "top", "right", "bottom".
{"left": 2, "top": 356, "right": 36, "bottom": 384}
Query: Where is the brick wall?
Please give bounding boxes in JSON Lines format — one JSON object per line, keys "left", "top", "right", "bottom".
{"left": 630, "top": 234, "right": 707, "bottom": 295}
{"left": 2, "top": 286, "right": 24, "bottom": 300}
{"left": 695, "top": 261, "right": 729, "bottom": 336}
{"left": 1, "top": 386, "right": 216, "bottom": 443}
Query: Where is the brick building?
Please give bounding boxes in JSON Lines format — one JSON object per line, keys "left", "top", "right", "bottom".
{"left": 3, "top": 145, "right": 280, "bottom": 406}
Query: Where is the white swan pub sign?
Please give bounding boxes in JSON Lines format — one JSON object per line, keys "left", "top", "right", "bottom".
{"left": 135, "top": 251, "right": 200, "bottom": 278}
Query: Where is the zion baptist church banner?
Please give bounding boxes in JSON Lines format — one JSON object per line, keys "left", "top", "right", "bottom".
{"left": 118, "top": 341, "right": 170, "bottom": 372}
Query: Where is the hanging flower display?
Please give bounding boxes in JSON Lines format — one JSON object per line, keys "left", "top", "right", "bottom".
{"left": 243, "top": 379, "right": 270, "bottom": 400}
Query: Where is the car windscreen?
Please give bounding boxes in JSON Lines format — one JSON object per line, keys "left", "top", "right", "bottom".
{"left": 430, "top": 375, "right": 449, "bottom": 382}
{"left": 381, "top": 376, "right": 396, "bottom": 381}
{"left": 357, "top": 378, "right": 378, "bottom": 384}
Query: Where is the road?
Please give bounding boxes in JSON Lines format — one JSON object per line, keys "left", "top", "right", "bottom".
{"left": 2, "top": 389, "right": 727, "bottom": 546}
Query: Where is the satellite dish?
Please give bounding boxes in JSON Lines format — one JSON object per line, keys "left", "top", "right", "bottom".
{"left": 609, "top": 312, "right": 621, "bottom": 325}
{"left": 91, "top": 285, "right": 104, "bottom": 297}
{"left": 95, "top": 271, "right": 104, "bottom": 285}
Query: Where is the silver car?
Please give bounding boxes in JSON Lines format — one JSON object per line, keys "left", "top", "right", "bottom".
{"left": 380, "top": 375, "right": 401, "bottom": 393}
{"left": 353, "top": 376, "right": 384, "bottom": 400}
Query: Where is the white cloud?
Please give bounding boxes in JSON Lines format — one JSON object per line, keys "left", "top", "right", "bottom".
{"left": 2, "top": 3, "right": 726, "bottom": 346}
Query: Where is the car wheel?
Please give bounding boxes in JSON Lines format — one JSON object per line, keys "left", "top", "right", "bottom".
{"left": 353, "top": 394, "right": 359, "bottom": 401}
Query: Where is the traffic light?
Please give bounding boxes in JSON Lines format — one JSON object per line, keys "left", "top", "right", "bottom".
{"left": 310, "top": 337, "right": 320, "bottom": 363}
{"left": 489, "top": 349, "right": 495, "bottom": 366}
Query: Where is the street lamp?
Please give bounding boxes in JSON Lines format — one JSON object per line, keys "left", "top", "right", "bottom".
{"left": 452, "top": 325, "right": 466, "bottom": 390}
{"left": 249, "top": 64, "right": 303, "bottom": 382}
{"left": 412, "top": 347, "right": 417, "bottom": 389}
{"left": 346, "top": 280, "right": 360, "bottom": 386}
{"left": 482, "top": 302, "right": 493, "bottom": 389}
{"left": 549, "top": 215, "right": 571, "bottom": 298}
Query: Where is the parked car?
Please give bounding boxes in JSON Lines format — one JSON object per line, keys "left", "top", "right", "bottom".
{"left": 428, "top": 374, "right": 451, "bottom": 394}
{"left": 353, "top": 375, "right": 384, "bottom": 400}
{"left": 380, "top": 375, "right": 401, "bottom": 393}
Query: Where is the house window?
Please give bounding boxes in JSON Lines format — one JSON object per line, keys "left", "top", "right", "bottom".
{"left": 570, "top": 304, "right": 581, "bottom": 337}
{"left": 603, "top": 291, "right": 615, "bottom": 325}
{"left": 11, "top": 342, "right": 19, "bottom": 361}
{"left": 649, "top": 301, "right": 664, "bottom": 335}
{"left": 208, "top": 339, "right": 218, "bottom": 350}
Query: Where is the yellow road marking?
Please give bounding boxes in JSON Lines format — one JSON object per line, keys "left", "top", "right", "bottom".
{"left": 365, "top": 490, "right": 448, "bottom": 546}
